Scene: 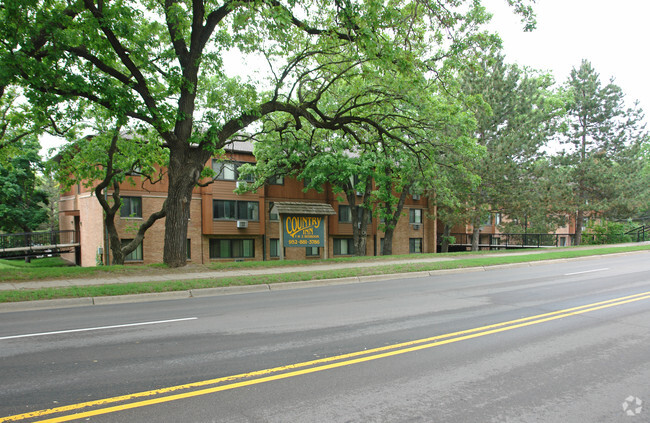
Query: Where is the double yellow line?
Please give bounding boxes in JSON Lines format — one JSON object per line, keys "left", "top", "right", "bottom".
{"left": 4, "top": 290, "right": 650, "bottom": 423}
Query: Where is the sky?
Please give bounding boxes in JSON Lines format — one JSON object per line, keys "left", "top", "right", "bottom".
{"left": 40, "top": 0, "right": 650, "bottom": 157}
{"left": 483, "top": 0, "right": 650, "bottom": 119}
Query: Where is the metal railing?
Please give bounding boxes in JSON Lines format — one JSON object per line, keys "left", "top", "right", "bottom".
{"left": 440, "top": 233, "right": 574, "bottom": 249}
{"left": 625, "top": 225, "right": 650, "bottom": 242}
{"left": 0, "top": 230, "right": 78, "bottom": 254}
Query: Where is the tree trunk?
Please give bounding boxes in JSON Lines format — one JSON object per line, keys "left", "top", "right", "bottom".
{"left": 382, "top": 230, "right": 394, "bottom": 255}
{"left": 440, "top": 224, "right": 451, "bottom": 253}
{"left": 380, "top": 185, "right": 410, "bottom": 256}
{"left": 163, "top": 146, "right": 209, "bottom": 267}
{"left": 471, "top": 226, "right": 480, "bottom": 251}
{"left": 574, "top": 209, "right": 584, "bottom": 246}
{"left": 381, "top": 184, "right": 410, "bottom": 256}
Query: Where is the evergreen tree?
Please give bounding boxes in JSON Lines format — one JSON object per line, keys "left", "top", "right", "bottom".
{"left": 0, "top": 140, "right": 48, "bottom": 233}
{"left": 459, "top": 53, "right": 563, "bottom": 250}
{"left": 559, "top": 60, "right": 649, "bottom": 245}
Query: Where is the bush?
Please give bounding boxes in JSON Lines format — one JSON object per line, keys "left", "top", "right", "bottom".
{"left": 582, "top": 221, "right": 633, "bottom": 245}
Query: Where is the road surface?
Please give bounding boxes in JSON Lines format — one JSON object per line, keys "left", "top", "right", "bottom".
{"left": 1, "top": 252, "right": 649, "bottom": 422}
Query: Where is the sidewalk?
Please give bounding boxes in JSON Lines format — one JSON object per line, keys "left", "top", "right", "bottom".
{"left": 1, "top": 243, "right": 648, "bottom": 312}
{"left": 4, "top": 243, "right": 648, "bottom": 291}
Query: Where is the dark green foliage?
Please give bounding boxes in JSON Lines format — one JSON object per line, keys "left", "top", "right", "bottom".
{"left": 581, "top": 220, "right": 633, "bottom": 245}
{"left": 558, "top": 60, "right": 650, "bottom": 244}
{"left": 0, "top": 143, "right": 48, "bottom": 232}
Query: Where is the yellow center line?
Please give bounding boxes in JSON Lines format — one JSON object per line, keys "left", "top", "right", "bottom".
{"left": 3, "top": 290, "right": 650, "bottom": 423}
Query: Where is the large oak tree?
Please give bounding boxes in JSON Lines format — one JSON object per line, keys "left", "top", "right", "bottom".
{"left": 1, "top": 0, "right": 534, "bottom": 266}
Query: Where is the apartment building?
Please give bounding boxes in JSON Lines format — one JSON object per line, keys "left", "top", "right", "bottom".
{"left": 59, "top": 142, "right": 436, "bottom": 266}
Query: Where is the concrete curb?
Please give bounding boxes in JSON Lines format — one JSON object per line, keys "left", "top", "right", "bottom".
{"left": 268, "top": 277, "right": 361, "bottom": 290}
{"left": 190, "top": 285, "right": 270, "bottom": 297}
{"left": 0, "top": 297, "right": 94, "bottom": 313}
{"left": 92, "top": 291, "right": 191, "bottom": 305}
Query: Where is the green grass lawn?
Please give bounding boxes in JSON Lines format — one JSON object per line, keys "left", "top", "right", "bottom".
{"left": 0, "top": 244, "right": 648, "bottom": 303}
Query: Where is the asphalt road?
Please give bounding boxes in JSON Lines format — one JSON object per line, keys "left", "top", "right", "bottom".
{"left": 1, "top": 252, "right": 649, "bottom": 422}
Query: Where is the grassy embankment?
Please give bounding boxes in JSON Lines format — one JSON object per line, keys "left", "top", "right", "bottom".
{"left": 0, "top": 245, "right": 647, "bottom": 303}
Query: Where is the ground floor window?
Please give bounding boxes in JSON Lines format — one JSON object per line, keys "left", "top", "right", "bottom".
{"left": 306, "top": 246, "right": 319, "bottom": 257}
{"left": 270, "top": 238, "right": 279, "bottom": 258}
{"left": 209, "top": 239, "right": 255, "bottom": 259}
{"left": 121, "top": 239, "right": 143, "bottom": 261}
{"left": 333, "top": 238, "right": 354, "bottom": 255}
{"left": 187, "top": 239, "right": 191, "bottom": 260}
{"left": 409, "top": 238, "right": 423, "bottom": 254}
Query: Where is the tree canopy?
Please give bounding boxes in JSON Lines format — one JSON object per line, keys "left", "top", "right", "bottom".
{"left": 1, "top": 0, "right": 536, "bottom": 265}
{"left": 557, "top": 59, "right": 649, "bottom": 245}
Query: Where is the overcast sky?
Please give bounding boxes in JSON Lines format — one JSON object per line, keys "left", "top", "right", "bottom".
{"left": 483, "top": 0, "right": 650, "bottom": 120}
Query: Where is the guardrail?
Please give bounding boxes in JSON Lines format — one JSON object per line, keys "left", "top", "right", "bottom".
{"left": 440, "top": 233, "right": 574, "bottom": 249}
{"left": 625, "top": 225, "right": 650, "bottom": 242}
{"left": 0, "top": 230, "right": 78, "bottom": 255}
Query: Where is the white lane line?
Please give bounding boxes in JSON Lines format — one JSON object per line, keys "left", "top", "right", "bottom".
{"left": 0, "top": 317, "right": 198, "bottom": 340}
{"left": 564, "top": 268, "right": 610, "bottom": 276}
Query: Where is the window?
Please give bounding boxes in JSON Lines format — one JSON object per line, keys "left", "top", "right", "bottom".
{"left": 306, "top": 246, "right": 319, "bottom": 257}
{"left": 209, "top": 239, "right": 255, "bottom": 259}
{"left": 213, "top": 200, "right": 259, "bottom": 220}
{"left": 269, "top": 175, "right": 284, "bottom": 185}
{"left": 187, "top": 239, "right": 191, "bottom": 260}
{"left": 409, "top": 209, "right": 422, "bottom": 224}
{"left": 333, "top": 238, "right": 354, "bottom": 255}
{"left": 270, "top": 239, "right": 279, "bottom": 258}
{"left": 339, "top": 205, "right": 352, "bottom": 223}
{"left": 482, "top": 214, "right": 493, "bottom": 226}
{"left": 237, "top": 201, "right": 259, "bottom": 220}
{"left": 212, "top": 160, "right": 254, "bottom": 182}
{"left": 213, "top": 161, "right": 237, "bottom": 180}
{"left": 269, "top": 202, "right": 279, "bottom": 221}
{"left": 120, "top": 197, "right": 142, "bottom": 218}
{"left": 213, "top": 200, "right": 236, "bottom": 219}
{"left": 409, "top": 238, "right": 423, "bottom": 254}
{"left": 122, "top": 239, "right": 143, "bottom": 261}
{"left": 495, "top": 213, "right": 502, "bottom": 226}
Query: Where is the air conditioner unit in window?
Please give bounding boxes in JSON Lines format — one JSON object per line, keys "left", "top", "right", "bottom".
{"left": 236, "top": 181, "right": 247, "bottom": 189}
{"left": 236, "top": 220, "right": 248, "bottom": 229}
{"left": 412, "top": 194, "right": 420, "bottom": 201}
{"left": 356, "top": 191, "right": 363, "bottom": 196}
{"left": 412, "top": 224, "right": 421, "bottom": 230}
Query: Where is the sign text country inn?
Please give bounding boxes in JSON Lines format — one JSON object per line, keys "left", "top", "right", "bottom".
{"left": 283, "top": 215, "right": 325, "bottom": 247}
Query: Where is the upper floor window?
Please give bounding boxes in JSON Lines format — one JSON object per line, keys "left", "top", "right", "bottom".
{"left": 339, "top": 205, "right": 352, "bottom": 223}
{"left": 213, "top": 200, "right": 259, "bottom": 220}
{"left": 269, "top": 175, "right": 284, "bottom": 185}
{"left": 212, "top": 160, "right": 254, "bottom": 182}
{"left": 120, "top": 196, "right": 142, "bottom": 218}
{"left": 409, "top": 209, "right": 422, "bottom": 224}
{"left": 269, "top": 202, "right": 279, "bottom": 221}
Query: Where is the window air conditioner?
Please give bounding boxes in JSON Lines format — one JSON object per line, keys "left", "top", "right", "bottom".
{"left": 412, "top": 224, "right": 421, "bottom": 230}
{"left": 412, "top": 194, "right": 420, "bottom": 201}
{"left": 236, "top": 220, "right": 248, "bottom": 229}
{"left": 236, "top": 181, "right": 247, "bottom": 189}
